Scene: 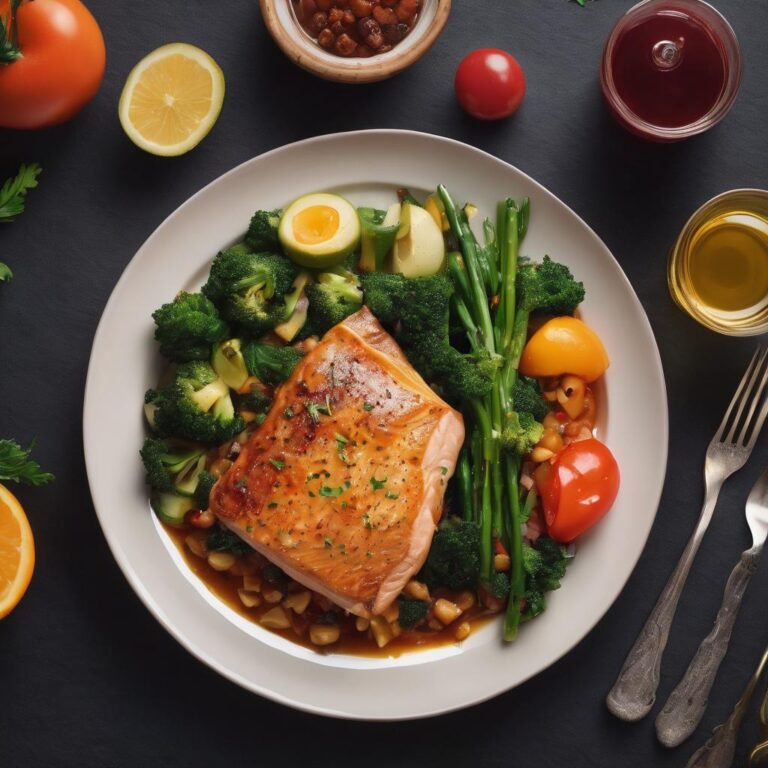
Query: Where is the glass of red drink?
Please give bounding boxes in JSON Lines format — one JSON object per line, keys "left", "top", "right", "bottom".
{"left": 600, "top": 0, "right": 742, "bottom": 142}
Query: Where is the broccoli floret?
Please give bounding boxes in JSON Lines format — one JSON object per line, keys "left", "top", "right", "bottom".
{"left": 240, "top": 388, "right": 272, "bottom": 414}
{"left": 397, "top": 596, "right": 429, "bottom": 629}
{"left": 305, "top": 272, "right": 363, "bottom": 335}
{"left": 512, "top": 376, "right": 551, "bottom": 422}
{"left": 245, "top": 209, "right": 281, "bottom": 252}
{"left": 194, "top": 470, "right": 217, "bottom": 509}
{"left": 202, "top": 247, "right": 297, "bottom": 335}
{"left": 361, "top": 272, "right": 453, "bottom": 342}
{"left": 501, "top": 411, "right": 544, "bottom": 457}
{"left": 361, "top": 273, "right": 496, "bottom": 400}
{"left": 151, "top": 292, "right": 229, "bottom": 363}
{"left": 419, "top": 517, "right": 481, "bottom": 591}
{"left": 517, "top": 255, "right": 585, "bottom": 315}
{"left": 206, "top": 524, "right": 249, "bottom": 556}
{"left": 522, "top": 537, "right": 570, "bottom": 620}
{"left": 489, "top": 571, "right": 511, "bottom": 600}
{"left": 139, "top": 438, "right": 207, "bottom": 494}
{"left": 242, "top": 342, "right": 304, "bottom": 385}
{"left": 147, "top": 361, "right": 244, "bottom": 444}
{"left": 408, "top": 344, "right": 500, "bottom": 401}
{"left": 262, "top": 563, "right": 290, "bottom": 591}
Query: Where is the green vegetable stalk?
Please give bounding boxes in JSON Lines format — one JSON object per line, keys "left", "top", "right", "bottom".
{"left": 437, "top": 184, "right": 581, "bottom": 639}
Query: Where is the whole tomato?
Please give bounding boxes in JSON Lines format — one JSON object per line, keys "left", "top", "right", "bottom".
{"left": 0, "top": 0, "right": 105, "bottom": 129}
{"left": 455, "top": 48, "right": 526, "bottom": 120}
{"left": 537, "top": 438, "right": 620, "bottom": 543}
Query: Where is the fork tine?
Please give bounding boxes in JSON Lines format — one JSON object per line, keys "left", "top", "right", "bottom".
{"left": 715, "top": 346, "right": 764, "bottom": 443}
{"left": 744, "top": 387, "right": 768, "bottom": 450}
{"left": 739, "top": 351, "right": 768, "bottom": 445}
{"left": 725, "top": 347, "right": 768, "bottom": 443}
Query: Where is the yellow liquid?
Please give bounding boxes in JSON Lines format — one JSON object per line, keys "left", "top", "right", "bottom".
{"left": 686, "top": 210, "right": 768, "bottom": 318}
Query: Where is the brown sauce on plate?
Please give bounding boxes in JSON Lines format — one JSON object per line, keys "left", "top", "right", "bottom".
{"left": 164, "top": 523, "right": 496, "bottom": 657}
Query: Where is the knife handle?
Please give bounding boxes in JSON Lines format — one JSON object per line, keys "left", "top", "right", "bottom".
{"left": 684, "top": 711, "right": 743, "bottom": 768}
{"left": 684, "top": 643, "right": 768, "bottom": 768}
{"left": 655, "top": 545, "right": 761, "bottom": 748}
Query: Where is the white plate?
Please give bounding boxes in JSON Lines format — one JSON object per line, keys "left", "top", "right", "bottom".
{"left": 83, "top": 130, "right": 668, "bottom": 720}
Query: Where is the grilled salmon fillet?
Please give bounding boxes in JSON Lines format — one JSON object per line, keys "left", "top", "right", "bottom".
{"left": 209, "top": 307, "right": 465, "bottom": 618}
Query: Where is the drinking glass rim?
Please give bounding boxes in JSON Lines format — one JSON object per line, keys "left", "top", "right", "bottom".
{"left": 600, "top": 0, "right": 743, "bottom": 141}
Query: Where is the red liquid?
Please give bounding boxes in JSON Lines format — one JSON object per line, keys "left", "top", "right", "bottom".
{"left": 610, "top": 10, "right": 727, "bottom": 128}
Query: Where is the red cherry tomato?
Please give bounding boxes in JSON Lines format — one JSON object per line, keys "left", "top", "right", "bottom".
{"left": 536, "top": 438, "right": 620, "bottom": 543}
{"left": 455, "top": 48, "right": 526, "bottom": 120}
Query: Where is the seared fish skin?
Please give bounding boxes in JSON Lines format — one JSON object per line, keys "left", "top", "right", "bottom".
{"left": 210, "top": 307, "right": 465, "bottom": 618}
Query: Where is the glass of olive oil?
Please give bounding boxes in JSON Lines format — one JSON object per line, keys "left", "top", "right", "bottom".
{"left": 668, "top": 189, "right": 768, "bottom": 335}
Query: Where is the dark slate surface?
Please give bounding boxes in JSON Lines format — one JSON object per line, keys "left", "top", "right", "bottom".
{"left": 2, "top": 1, "right": 768, "bottom": 765}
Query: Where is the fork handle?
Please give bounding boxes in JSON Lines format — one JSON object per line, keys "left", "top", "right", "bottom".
{"left": 656, "top": 545, "right": 762, "bottom": 747}
{"left": 606, "top": 491, "right": 721, "bottom": 722}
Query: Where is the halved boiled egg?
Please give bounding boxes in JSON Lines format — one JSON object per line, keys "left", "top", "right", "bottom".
{"left": 279, "top": 193, "right": 361, "bottom": 269}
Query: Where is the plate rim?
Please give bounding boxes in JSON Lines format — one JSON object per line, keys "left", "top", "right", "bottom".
{"left": 83, "top": 128, "right": 669, "bottom": 720}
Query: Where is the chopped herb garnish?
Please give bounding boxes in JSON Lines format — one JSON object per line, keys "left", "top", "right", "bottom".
{"left": 245, "top": 524, "right": 254, "bottom": 533}
{"left": 269, "top": 458, "right": 285, "bottom": 470}
{"left": 306, "top": 402, "right": 321, "bottom": 424}
{"left": 385, "top": 491, "right": 399, "bottom": 500}
{"left": 306, "top": 472, "right": 321, "bottom": 482}
{"left": 267, "top": 501, "right": 278, "bottom": 509}
{"left": 366, "top": 550, "right": 373, "bottom": 558}
{"left": 320, "top": 484, "right": 346, "bottom": 498}
{"left": 338, "top": 543, "right": 346, "bottom": 552}
{"left": 363, "top": 401, "right": 374, "bottom": 412}
{"left": 306, "top": 397, "right": 332, "bottom": 424}
{"left": 370, "top": 475, "right": 387, "bottom": 491}
{"left": 308, "top": 490, "right": 316, "bottom": 497}
{"left": 362, "top": 512, "right": 373, "bottom": 529}
{"left": 283, "top": 407, "right": 294, "bottom": 419}
{"left": 254, "top": 413, "right": 267, "bottom": 426}
{"left": 335, "top": 432, "right": 355, "bottom": 464}
{"left": 324, "top": 535, "right": 333, "bottom": 548}
{"left": 341, "top": 501, "right": 348, "bottom": 508}
{"left": 236, "top": 478, "right": 248, "bottom": 488}
{"left": 440, "top": 466, "right": 448, "bottom": 476}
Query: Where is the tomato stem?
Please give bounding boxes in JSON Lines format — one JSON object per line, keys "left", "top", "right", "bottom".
{"left": 0, "top": 0, "right": 24, "bottom": 63}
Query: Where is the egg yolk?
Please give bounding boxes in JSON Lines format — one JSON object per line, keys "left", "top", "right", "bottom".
{"left": 292, "top": 205, "right": 340, "bottom": 245}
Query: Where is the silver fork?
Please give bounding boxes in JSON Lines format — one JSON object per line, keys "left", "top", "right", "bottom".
{"left": 656, "top": 462, "right": 768, "bottom": 746}
{"left": 607, "top": 346, "right": 768, "bottom": 722}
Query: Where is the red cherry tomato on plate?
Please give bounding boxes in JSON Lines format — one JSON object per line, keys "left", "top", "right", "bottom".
{"left": 537, "top": 438, "right": 620, "bottom": 543}
{"left": 455, "top": 48, "right": 526, "bottom": 120}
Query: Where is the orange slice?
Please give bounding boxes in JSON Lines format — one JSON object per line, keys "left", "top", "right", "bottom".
{"left": 0, "top": 484, "right": 35, "bottom": 619}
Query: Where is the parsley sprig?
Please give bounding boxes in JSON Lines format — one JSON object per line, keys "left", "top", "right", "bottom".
{"left": 0, "top": 439, "right": 54, "bottom": 486}
{"left": 0, "top": 163, "right": 41, "bottom": 222}
{"left": 0, "top": 163, "right": 42, "bottom": 283}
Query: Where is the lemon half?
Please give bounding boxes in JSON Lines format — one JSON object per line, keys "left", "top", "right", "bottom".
{"left": 119, "top": 43, "right": 225, "bottom": 157}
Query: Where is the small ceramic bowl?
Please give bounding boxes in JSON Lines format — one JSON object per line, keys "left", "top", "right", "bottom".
{"left": 260, "top": 0, "right": 451, "bottom": 84}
